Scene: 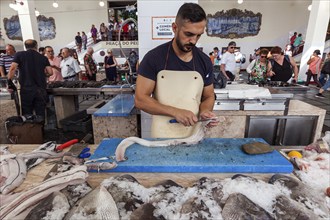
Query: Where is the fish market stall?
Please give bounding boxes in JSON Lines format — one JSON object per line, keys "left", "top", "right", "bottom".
{"left": 92, "top": 93, "right": 138, "bottom": 143}
{"left": 2, "top": 139, "right": 329, "bottom": 219}
{"left": 141, "top": 84, "right": 325, "bottom": 146}
{"left": 209, "top": 84, "right": 325, "bottom": 145}
{"left": 46, "top": 81, "right": 134, "bottom": 128}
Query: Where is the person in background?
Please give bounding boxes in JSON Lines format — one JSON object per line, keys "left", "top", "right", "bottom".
{"left": 60, "top": 47, "right": 81, "bottom": 81}
{"left": 57, "top": 48, "right": 63, "bottom": 59}
{"left": 122, "top": 22, "right": 129, "bottom": 40}
{"left": 213, "top": 47, "right": 221, "bottom": 66}
{"left": 293, "top": 33, "right": 304, "bottom": 55}
{"left": 75, "top": 32, "right": 82, "bottom": 53}
{"left": 135, "top": 3, "right": 218, "bottom": 138}
{"left": 108, "top": 20, "right": 115, "bottom": 41}
{"left": 246, "top": 48, "right": 269, "bottom": 83}
{"left": 220, "top": 41, "right": 236, "bottom": 81}
{"left": 91, "top": 24, "right": 98, "bottom": 44}
{"left": 209, "top": 52, "right": 215, "bottom": 65}
{"left": 45, "top": 46, "right": 63, "bottom": 83}
{"left": 234, "top": 48, "right": 244, "bottom": 80}
{"left": 305, "top": 49, "right": 322, "bottom": 87}
{"left": 290, "top": 32, "right": 297, "bottom": 47}
{"left": 123, "top": 50, "right": 139, "bottom": 83}
{"left": 0, "top": 44, "right": 18, "bottom": 102}
{"left": 99, "top": 23, "right": 108, "bottom": 41}
{"left": 315, "top": 52, "right": 330, "bottom": 98}
{"left": 38, "top": 47, "right": 45, "bottom": 56}
{"left": 83, "top": 47, "right": 97, "bottom": 81}
{"left": 267, "top": 46, "right": 298, "bottom": 83}
{"left": 0, "top": 44, "right": 16, "bottom": 77}
{"left": 8, "top": 39, "right": 53, "bottom": 118}
{"left": 104, "top": 49, "right": 118, "bottom": 82}
{"left": 124, "top": 50, "right": 139, "bottom": 73}
{"left": 319, "top": 52, "right": 330, "bottom": 86}
{"left": 284, "top": 44, "right": 293, "bottom": 57}
{"left": 71, "top": 50, "right": 80, "bottom": 65}
{"left": 249, "top": 47, "right": 260, "bottom": 62}
{"left": 81, "top": 31, "right": 88, "bottom": 51}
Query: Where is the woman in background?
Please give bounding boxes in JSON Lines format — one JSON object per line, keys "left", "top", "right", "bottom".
{"left": 81, "top": 31, "right": 87, "bottom": 50}
{"left": 305, "top": 49, "right": 322, "bottom": 87}
{"left": 104, "top": 49, "right": 118, "bottom": 82}
{"left": 90, "top": 24, "right": 98, "bottom": 44}
{"left": 246, "top": 49, "right": 269, "bottom": 83}
{"left": 284, "top": 44, "right": 293, "bottom": 57}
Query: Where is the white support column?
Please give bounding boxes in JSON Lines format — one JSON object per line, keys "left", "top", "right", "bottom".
{"left": 17, "top": 0, "right": 40, "bottom": 45}
{"left": 299, "top": 0, "right": 330, "bottom": 81}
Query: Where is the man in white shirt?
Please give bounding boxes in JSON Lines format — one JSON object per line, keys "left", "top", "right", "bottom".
{"left": 234, "top": 48, "right": 244, "bottom": 80}
{"left": 60, "top": 48, "right": 81, "bottom": 81}
{"left": 220, "top": 41, "right": 236, "bottom": 81}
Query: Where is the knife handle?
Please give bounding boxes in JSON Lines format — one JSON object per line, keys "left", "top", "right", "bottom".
{"left": 56, "top": 139, "right": 79, "bottom": 151}
{"left": 169, "top": 119, "right": 178, "bottom": 123}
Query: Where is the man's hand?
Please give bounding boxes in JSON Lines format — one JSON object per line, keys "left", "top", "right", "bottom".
{"left": 174, "top": 109, "right": 198, "bottom": 127}
{"left": 199, "top": 110, "right": 219, "bottom": 127}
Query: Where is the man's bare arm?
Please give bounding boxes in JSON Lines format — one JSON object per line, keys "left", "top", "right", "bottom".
{"left": 7, "top": 62, "right": 18, "bottom": 80}
{"left": 0, "top": 66, "right": 5, "bottom": 77}
{"left": 220, "top": 64, "right": 229, "bottom": 79}
{"left": 45, "top": 66, "right": 53, "bottom": 77}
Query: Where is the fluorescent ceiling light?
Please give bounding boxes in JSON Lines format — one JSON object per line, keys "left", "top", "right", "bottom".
{"left": 237, "top": 0, "right": 243, "bottom": 4}
{"left": 99, "top": 1, "right": 105, "bottom": 7}
{"left": 53, "top": 2, "right": 59, "bottom": 8}
{"left": 308, "top": 4, "right": 312, "bottom": 11}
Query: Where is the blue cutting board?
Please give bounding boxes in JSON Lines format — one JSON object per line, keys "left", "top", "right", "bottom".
{"left": 88, "top": 138, "right": 293, "bottom": 173}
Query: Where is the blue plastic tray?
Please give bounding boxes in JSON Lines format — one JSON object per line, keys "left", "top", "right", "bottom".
{"left": 89, "top": 138, "right": 293, "bottom": 173}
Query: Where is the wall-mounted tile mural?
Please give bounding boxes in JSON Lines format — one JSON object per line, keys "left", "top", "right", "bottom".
{"left": 3, "top": 15, "right": 56, "bottom": 41}
{"left": 207, "top": 9, "right": 262, "bottom": 39}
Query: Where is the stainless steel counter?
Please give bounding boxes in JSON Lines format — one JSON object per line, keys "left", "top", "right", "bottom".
{"left": 214, "top": 85, "right": 293, "bottom": 111}
{"left": 47, "top": 87, "right": 134, "bottom": 96}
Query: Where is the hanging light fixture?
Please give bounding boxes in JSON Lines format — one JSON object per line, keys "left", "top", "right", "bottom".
{"left": 52, "top": 1, "right": 59, "bottom": 8}
{"left": 99, "top": 1, "right": 105, "bottom": 7}
{"left": 237, "top": 0, "right": 243, "bottom": 4}
{"left": 308, "top": 4, "right": 312, "bottom": 11}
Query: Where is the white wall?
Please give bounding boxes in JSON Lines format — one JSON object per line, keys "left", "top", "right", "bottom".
{"left": 137, "top": 0, "right": 197, "bottom": 60}
{"left": 199, "top": 0, "right": 312, "bottom": 69}
{"left": 0, "top": 0, "right": 320, "bottom": 64}
{"left": 0, "top": 0, "right": 108, "bottom": 53}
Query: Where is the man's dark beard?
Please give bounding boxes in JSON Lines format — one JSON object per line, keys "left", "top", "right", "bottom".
{"left": 176, "top": 37, "right": 195, "bottom": 53}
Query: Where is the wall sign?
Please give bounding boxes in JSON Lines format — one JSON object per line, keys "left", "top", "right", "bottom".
{"left": 3, "top": 15, "right": 56, "bottom": 41}
{"left": 207, "top": 9, "right": 262, "bottom": 39}
{"left": 152, "top": 16, "right": 175, "bottom": 40}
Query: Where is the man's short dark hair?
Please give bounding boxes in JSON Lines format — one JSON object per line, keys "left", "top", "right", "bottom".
{"left": 228, "top": 41, "right": 236, "bottom": 47}
{"left": 176, "top": 3, "right": 206, "bottom": 23}
{"left": 38, "top": 47, "right": 45, "bottom": 53}
{"left": 24, "top": 39, "right": 38, "bottom": 50}
{"left": 213, "top": 47, "right": 219, "bottom": 51}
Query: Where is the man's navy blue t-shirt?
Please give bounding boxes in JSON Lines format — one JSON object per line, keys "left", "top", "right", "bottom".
{"left": 138, "top": 41, "right": 214, "bottom": 86}
{"left": 13, "top": 49, "right": 50, "bottom": 90}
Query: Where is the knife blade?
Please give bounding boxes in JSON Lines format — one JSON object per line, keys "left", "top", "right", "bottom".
{"left": 169, "top": 117, "right": 218, "bottom": 123}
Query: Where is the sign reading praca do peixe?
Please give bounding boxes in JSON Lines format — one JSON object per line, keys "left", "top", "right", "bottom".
{"left": 206, "top": 9, "right": 262, "bottom": 39}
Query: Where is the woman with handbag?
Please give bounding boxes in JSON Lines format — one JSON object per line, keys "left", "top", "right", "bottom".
{"left": 104, "top": 49, "right": 118, "bottom": 82}
{"left": 305, "top": 49, "right": 322, "bottom": 87}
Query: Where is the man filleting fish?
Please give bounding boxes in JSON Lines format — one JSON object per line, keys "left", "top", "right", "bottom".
{"left": 135, "top": 3, "right": 219, "bottom": 139}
